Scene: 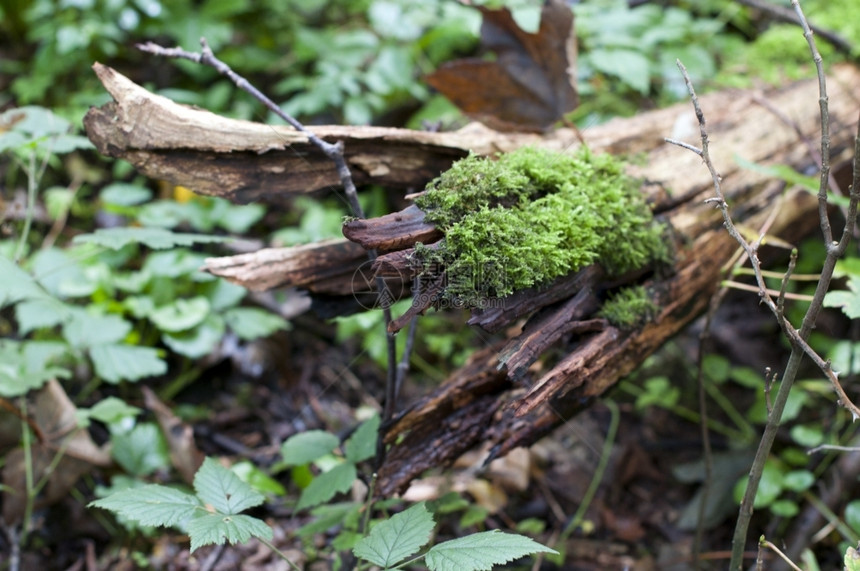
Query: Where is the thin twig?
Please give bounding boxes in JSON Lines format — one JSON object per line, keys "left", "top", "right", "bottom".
{"left": 758, "top": 537, "right": 804, "bottom": 571}
{"left": 721, "top": 280, "right": 812, "bottom": 301}
{"left": 666, "top": 4, "right": 860, "bottom": 561}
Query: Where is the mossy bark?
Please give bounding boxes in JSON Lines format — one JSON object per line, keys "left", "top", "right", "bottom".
{"left": 84, "top": 63, "right": 860, "bottom": 495}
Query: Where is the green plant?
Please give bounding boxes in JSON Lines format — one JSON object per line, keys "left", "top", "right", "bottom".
{"left": 352, "top": 502, "right": 555, "bottom": 571}
{"left": 1, "top": 107, "right": 288, "bottom": 396}
{"left": 90, "top": 457, "right": 275, "bottom": 553}
{"left": 92, "top": 412, "right": 557, "bottom": 569}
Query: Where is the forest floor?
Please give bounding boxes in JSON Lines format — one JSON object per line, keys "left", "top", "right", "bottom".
{"left": 9, "top": 281, "right": 836, "bottom": 571}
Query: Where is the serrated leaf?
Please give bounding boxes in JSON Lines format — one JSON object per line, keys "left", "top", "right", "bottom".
{"left": 90, "top": 344, "right": 167, "bottom": 384}
{"left": 213, "top": 201, "right": 266, "bottom": 233}
{"left": 280, "top": 430, "right": 339, "bottom": 466}
{"left": 296, "top": 462, "right": 356, "bottom": 511}
{"left": 194, "top": 457, "right": 265, "bottom": 515}
{"left": 187, "top": 513, "right": 273, "bottom": 552}
{"left": 161, "top": 314, "right": 225, "bottom": 359}
{"left": 424, "top": 530, "right": 557, "bottom": 571}
{"left": 296, "top": 502, "right": 361, "bottom": 538}
{"left": 15, "top": 297, "right": 72, "bottom": 334}
{"left": 824, "top": 276, "right": 860, "bottom": 319}
{"left": 205, "top": 279, "right": 247, "bottom": 312}
{"left": 89, "top": 484, "right": 201, "bottom": 527}
{"left": 344, "top": 414, "right": 380, "bottom": 464}
{"left": 62, "top": 310, "right": 131, "bottom": 348}
{"left": 73, "top": 227, "right": 231, "bottom": 250}
{"left": 85, "top": 396, "right": 142, "bottom": 424}
{"left": 144, "top": 249, "right": 210, "bottom": 278}
{"left": 0, "top": 340, "right": 71, "bottom": 397}
{"left": 353, "top": 502, "right": 434, "bottom": 568}
{"left": 112, "top": 422, "right": 170, "bottom": 477}
{"left": 150, "top": 297, "right": 211, "bottom": 332}
{"left": 100, "top": 183, "right": 153, "bottom": 206}
{"left": 0, "top": 255, "right": 52, "bottom": 308}
{"left": 588, "top": 48, "right": 651, "bottom": 94}
{"left": 29, "top": 248, "right": 93, "bottom": 297}
{"left": 223, "top": 307, "right": 288, "bottom": 340}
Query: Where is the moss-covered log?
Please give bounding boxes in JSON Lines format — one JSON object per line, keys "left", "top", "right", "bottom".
{"left": 84, "top": 63, "right": 860, "bottom": 496}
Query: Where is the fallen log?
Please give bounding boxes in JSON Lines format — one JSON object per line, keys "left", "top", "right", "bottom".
{"left": 83, "top": 64, "right": 860, "bottom": 495}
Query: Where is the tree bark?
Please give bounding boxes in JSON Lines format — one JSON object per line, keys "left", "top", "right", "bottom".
{"left": 83, "top": 63, "right": 860, "bottom": 495}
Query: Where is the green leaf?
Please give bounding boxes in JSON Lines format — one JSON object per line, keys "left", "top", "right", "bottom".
{"left": 85, "top": 397, "right": 142, "bottom": 425}
{"left": 151, "top": 297, "right": 211, "bottom": 332}
{"left": 143, "top": 249, "right": 211, "bottom": 279}
{"left": 0, "top": 255, "right": 53, "bottom": 308}
{"left": 15, "top": 297, "right": 72, "bottom": 334}
{"left": 73, "top": 227, "right": 231, "bottom": 250}
{"left": 280, "top": 430, "right": 340, "bottom": 467}
{"left": 824, "top": 276, "right": 860, "bottom": 319}
{"left": 30, "top": 248, "right": 92, "bottom": 297}
{"left": 734, "top": 461, "right": 784, "bottom": 508}
{"left": 112, "top": 422, "right": 171, "bottom": 477}
{"left": 790, "top": 424, "right": 824, "bottom": 448}
{"left": 459, "top": 504, "right": 489, "bottom": 528}
{"left": 212, "top": 201, "right": 265, "bottom": 233}
{"left": 0, "top": 106, "right": 71, "bottom": 140}
{"left": 162, "top": 314, "right": 225, "bottom": 359}
{"left": 735, "top": 156, "right": 818, "bottom": 192}
{"left": 205, "top": 279, "right": 247, "bottom": 312}
{"left": 769, "top": 499, "right": 798, "bottom": 518}
{"left": 194, "top": 457, "right": 266, "bottom": 515}
{"left": 344, "top": 414, "right": 380, "bottom": 464}
{"left": 89, "top": 484, "right": 201, "bottom": 527}
{"left": 353, "top": 502, "right": 435, "bottom": 568}
{"left": 702, "top": 354, "right": 730, "bottom": 383}
{"left": 223, "top": 307, "right": 288, "bottom": 340}
{"left": 90, "top": 344, "right": 167, "bottom": 383}
{"left": 782, "top": 470, "right": 814, "bottom": 492}
{"left": 846, "top": 500, "right": 860, "bottom": 535}
{"left": 729, "top": 366, "right": 762, "bottom": 389}
{"left": 187, "top": 513, "right": 273, "bottom": 553}
{"left": 0, "top": 340, "right": 68, "bottom": 397}
{"left": 100, "top": 183, "right": 153, "bottom": 206}
{"left": 44, "top": 187, "right": 75, "bottom": 220}
{"left": 297, "top": 462, "right": 356, "bottom": 511}
{"left": 424, "top": 530, "right": 557, "bottom": 571}
{"left": 296, "top": 502, "right": 361, "bottom": 538}
{"left": 62, "top": 310, "right": 131, "bottom": 348}
{"left": 588, "top": 48, "right": 651, "bottom": 94}
{"left": 635, "top": 376, "right": 679, "bottom": 409}
{"left": 230, "top": 461, "right": 287, "bottom": 496}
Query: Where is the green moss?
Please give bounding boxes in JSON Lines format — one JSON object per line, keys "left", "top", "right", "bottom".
{"left": 412, "top": 146, "right": 667, "bottom": 301}
{"left": 598, "top": 286, "right": 658, "bottom": 328}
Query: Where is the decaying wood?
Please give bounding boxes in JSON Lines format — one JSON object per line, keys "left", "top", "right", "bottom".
{"left": 84, "top": 63, "right": 860, "bottom": 496}
{"left": 202, "top": 239, "right": 366, "bottom": 294}
{"left": 342, "top": 204, "right": 442, "bottom": 250}
{"left": 375, "top": 70, "right": 860, "bottom": 495}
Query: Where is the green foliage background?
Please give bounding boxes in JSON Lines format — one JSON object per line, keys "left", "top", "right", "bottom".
{"left": 2, "top": 0, "right": 860, "bottom": 567}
